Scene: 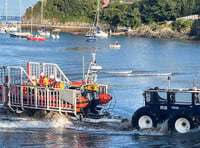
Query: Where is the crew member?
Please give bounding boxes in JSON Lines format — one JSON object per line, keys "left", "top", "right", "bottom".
{"left": 38, "top": 72, "right": 48, "bottom": 87}
{"left": 31, "top": 75, "right": 37, "bottom": 86}
{"left": 49, "top": 74, "right": 56, "bottom": 88}
{"left": 27, "top": 75, "right": 37, "bottom": 86}
{"left": 55, "top": 78, "right": 65, "bottom": 89}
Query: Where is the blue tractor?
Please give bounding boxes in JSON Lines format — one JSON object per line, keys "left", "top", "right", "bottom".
{"left": 132, "top": 87, "right": 200, "bottom": 133}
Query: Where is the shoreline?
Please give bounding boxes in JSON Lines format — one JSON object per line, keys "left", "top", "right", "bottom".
{"left": 1, "top": 23, "right": 199, "bottom": 40}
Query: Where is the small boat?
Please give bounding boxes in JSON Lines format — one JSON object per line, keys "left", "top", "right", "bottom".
{"left": 85, "top": 31, "right": 95, "bottom": 37}
{"left": 27, "top": 34, "right": 46, "bottom": 41}
{"left": 10, "top": 31, "right": 31, "bottom": 38}
{"left": 51, "top": 30, "right": 60, "bottom": 39}
{"left": 86, "top": 36, "right": 96, "bottom": 42}
{"left": 109, "top": 41, "right": 121, "bottom": 48}
{"left": 109, "top": 44, "right": 121, "bottom": 49}
{"left": 0, "top": 27, "right": 8, "bottom": 33}
{"left": 71, "top": 31, "right": 78, "bottom": 35}
{"left": 37, "top": 28, "right": 50, "bottom": 37}
{"left": 85, "top": 31, "right": 96, "bottom": 42}
{"left": 7, "top": 24, "right": 18, "bottom": 32}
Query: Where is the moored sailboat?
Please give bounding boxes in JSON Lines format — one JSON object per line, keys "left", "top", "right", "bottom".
{"left": 37, "top": 0, "right": 50, "bottom": 37}
{"left": 10, "top": 0, "right": 30, "bottom": 38}
{"left": 27, "top": 6, "right": 46, "bottom": 41}
{"left": 85, "top": 0, "right": 108, "bottom": 39}
{"left": 94, "top": 0, "right": 108, "bottom": 38}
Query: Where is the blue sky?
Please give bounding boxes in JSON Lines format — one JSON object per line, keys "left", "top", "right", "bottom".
{"left": 0, "top": 0, "right": 40, "bottom": 16}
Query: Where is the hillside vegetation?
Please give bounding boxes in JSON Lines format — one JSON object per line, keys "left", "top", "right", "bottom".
{"left": 23, "top": 0, "right": 200, "bottom": 37}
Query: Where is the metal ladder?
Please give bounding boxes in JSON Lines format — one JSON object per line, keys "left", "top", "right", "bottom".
{"left": 107, "top": 91, "right": 116, "bottom": 113}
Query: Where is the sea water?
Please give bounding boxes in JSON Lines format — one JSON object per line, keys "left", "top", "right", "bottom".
{"left": 0, "top": 32, "right": 200, "bottom": 147}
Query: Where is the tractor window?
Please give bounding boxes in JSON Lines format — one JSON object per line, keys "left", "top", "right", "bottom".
{"left": 146, "top": 91, "right": 167, "bottom": 104}
{"left": 193, "top": 93, "right": 200, "bottom": 105}
{"left": 174, "top": 92, "right": 192, "bottom": 104}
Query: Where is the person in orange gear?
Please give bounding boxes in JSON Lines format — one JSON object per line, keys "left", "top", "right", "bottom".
{"left": 27, "top": 75, "right": 37, "bottom": 86}
{"left": 31, "top": 75, "right": 37, "bottom": 86}
{"left": 55, "top": 78, "right": 65, "bottom": 89}
{"left": 49, "top": 74, "right": 56, "bottom": 88}
{"left": 38, "top": 72, "right": 48, "bottom": 87}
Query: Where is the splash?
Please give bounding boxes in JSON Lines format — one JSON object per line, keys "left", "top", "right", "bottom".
{"left": 0, "top": 109, "right": 73, "bottom": 129}
{"left": 132, "top": 120, "right": 170, "bottom": 136}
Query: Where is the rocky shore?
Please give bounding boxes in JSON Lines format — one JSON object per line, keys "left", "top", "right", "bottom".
{"left": 126, "top": 26, "right": 195, "bottom": 40}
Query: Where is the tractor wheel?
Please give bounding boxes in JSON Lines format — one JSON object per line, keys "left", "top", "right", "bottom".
{"left": 168, "top": 109, "right": 195, "bottom": 134}
{"left": 132, "top": 107, "right": 157, "bottom": 130}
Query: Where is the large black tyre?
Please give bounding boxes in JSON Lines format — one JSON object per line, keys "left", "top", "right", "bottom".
{"left": 132, "top": 107, "right": 157, "bottom": 130}
{"left": 168, "top": 109, "right": 195, "bottom": 134}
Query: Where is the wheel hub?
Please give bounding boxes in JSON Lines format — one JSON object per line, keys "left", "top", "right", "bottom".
{"left": 138, "top": 115, "right": 153, "bottom": 129}
{"left": 175, "top": 118, "right": 190, "bottom": 133}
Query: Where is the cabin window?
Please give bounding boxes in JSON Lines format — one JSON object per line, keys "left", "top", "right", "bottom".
{"left": 174, "top": 92, "right": 192, "bottom": 104}
{"left": 194, "top": 93, "right": 200, "bottom": 105}
{"left": 146, "top": 91, "right": 167, "bottom": 104}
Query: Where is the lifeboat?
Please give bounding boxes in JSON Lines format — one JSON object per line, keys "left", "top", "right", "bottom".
{"left": 76, "top": 96, "right": 89, "bottom": 112}
{"left": 99, "top": 94, "right": 112, "bottom": 104}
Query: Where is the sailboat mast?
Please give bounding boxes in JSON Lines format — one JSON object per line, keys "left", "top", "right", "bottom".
{"left": 5, "top": 0, "right": 7, "bottom": 22}
{"left": 41, "top": 0, "right": 43, "bottom": 24}
{"left": 96, "top": 0, "right": 100, "bottom": 26}
{"left": 31, "top": 7, "right": 33, "bottom": 34}
{"left": 19, "top": 0, "right": 22, "bottom": 32}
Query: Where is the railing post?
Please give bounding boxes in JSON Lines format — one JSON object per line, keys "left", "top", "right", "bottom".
{"left": 47, "top": 89, "right": 49, "bottom": 110}
{"left": 35, "top": 87, "right": 37, "bottom": 108}
{"left": 20, "top": 86, "right": 24, "bottom": 109}
{"left": 59, "top": 90, "right": 61, "bottom": 114}
{"left": 2, "top": 67, "right": 5, "bottom": 104}
{"left": 74, "top": 91, "right": 77, "bottom": 116}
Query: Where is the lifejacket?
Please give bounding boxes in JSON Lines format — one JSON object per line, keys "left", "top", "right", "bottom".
{"left": 98, "top": 94, "right": 112, "bottom": 104}
{"left": 31, "top": 80, "right": 37, "bottom": 86}
{"left": 76, "top": 96, "right": 89, "bottom": 112}
{"left": 49, "top": 79, "right": 56, "bottom": 88}
{"left": 38, "top": 76, "right": 48, "bottom": 87}
{"left": 29, "top": 79, "right": 37, "bottom": 90}
{"left": 55, "top": 82, "right": 65, "bottom": 89}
